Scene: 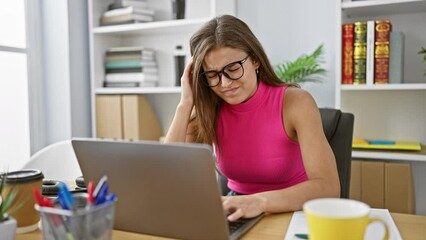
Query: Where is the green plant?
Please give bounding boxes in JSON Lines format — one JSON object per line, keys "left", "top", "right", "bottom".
{"left": 418, "top": 47, "right": 426, "bottom": 76}
{"left": 0, "top": 174, "right": 24, "bottom": 222}
{"left": 274, "top": 44, "right": 326, "bottom": 84}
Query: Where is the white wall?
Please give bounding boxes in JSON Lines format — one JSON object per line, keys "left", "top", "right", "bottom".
{"left": 236, "top": 0, "right": 337, "bottom": 108}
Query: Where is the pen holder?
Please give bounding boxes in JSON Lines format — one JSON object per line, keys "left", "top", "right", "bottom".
{"left": 35, "top": 199, "right": 116, "bottom": 240}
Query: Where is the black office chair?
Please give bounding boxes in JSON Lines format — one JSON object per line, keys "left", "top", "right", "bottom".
{"left": 217, "top": 108, "right": 354, "bottom": 199}
{"left": 319, "top": 108, "right": 354, "bottom": 198}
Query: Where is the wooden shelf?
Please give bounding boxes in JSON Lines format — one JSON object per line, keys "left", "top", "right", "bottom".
{"left": 93, "top": 18, "right": 209, "bottom": 35}
{"left": 342, "top": 0, "right": 426, "bottom": 17}
{"left": 95, "top": 87, "right": 181, "bottom": 94}
{"left": 352, "top": 146, "right": 426, "bottom": 162}
{"left": 341, "top": 83, "right": 426, "bottom": 91}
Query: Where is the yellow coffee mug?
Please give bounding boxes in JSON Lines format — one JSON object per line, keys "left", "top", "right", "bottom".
{"left": 303, "top": 198, "right": 389, "bottom": 240}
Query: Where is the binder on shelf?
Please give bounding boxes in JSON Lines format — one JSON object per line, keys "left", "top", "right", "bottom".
{"left": 122, "top": 95, "right": 163, "bottom": 141}
{"left": 350, "top": 160, "right": 415, "bottom": 215}
{"left": 389, "top": 31, "right": 405, "bottom": 84}
{"left": 349, "top": 160, "right": 362, "bottom": 201}
{"left": 361, "top": 161, "right": 385, "bottom": 208}
{"left": 385, "top": 163, "right": 415, "bottom": 214}
{"left": 96, "top": 95, "right": 123, "bottom": 139}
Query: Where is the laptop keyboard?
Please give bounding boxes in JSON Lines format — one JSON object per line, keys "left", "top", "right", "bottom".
{"left": 228, "top": 218, "right": 251, "bottom": 234}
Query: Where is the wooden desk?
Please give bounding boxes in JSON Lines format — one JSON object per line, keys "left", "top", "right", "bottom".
{"left": 16, "top": 212, "right": 426, "bottom": 240}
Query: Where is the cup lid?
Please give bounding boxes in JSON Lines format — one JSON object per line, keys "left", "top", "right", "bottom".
{"left": 0, "top": 169, "right": 44, "bottom": 184}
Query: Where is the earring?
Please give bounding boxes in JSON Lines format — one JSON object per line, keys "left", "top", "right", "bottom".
{"left": 256, "top": 69, "right": 259, "bottom": 74}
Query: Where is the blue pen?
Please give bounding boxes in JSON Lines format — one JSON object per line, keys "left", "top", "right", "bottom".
{"left": 93, "top": 175, "right": 108, "bottom": 199}
{"left": 58, "top": 182, "right": 75, "bottom": 210}
{"left": 105, "top": 192, "right": 116, "bottom": 203}
{"left": 96, "top": 183, "right": 109, "bottom": 205}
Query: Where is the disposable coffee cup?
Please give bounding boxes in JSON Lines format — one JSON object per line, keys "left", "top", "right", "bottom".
{"left": 1, "top": 169, "right": 44, "bottom": 233}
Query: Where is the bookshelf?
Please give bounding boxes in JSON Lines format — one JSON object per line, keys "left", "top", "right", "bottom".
{"left": 336, "top": 0, "right": 426, "bottom": 161}
{"left": 88, "top": 0, "right": 236, "bottom": 136}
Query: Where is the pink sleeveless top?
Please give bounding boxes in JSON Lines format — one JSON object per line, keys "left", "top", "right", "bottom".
{"left": 215, "top": 81, "right": 307, "bottom": 194}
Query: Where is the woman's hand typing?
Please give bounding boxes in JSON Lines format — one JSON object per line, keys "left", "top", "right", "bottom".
{"left": 222, "top": 195, "right": 266, "bottom": 221}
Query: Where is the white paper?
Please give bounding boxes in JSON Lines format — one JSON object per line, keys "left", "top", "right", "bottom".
{"left": 284, "top": 209, "right": 402, "bottom": 240}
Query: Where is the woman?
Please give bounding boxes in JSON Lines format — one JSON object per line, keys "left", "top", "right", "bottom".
{"left": 165, "top": 15, "right": 340, "bottom": 221}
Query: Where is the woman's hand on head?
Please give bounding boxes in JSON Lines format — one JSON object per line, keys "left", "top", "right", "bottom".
{"left": 221, "top": 195, "right": 266, "bottom": 221}
{"left": 179, "top": 57, "right": 195, "bottom": 108}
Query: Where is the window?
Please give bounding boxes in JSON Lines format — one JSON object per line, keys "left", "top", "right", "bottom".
{"left": 0, "top": 0, "right": 31, "bottom": 170}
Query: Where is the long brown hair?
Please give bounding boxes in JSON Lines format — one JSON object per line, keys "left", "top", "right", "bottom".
{"left": 189, "top": 15, "right": 294, "bottom": 145}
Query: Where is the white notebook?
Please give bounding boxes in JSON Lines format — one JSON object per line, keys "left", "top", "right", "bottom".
{"left": 284, "top": 208, "right": 402, "bottom": 240}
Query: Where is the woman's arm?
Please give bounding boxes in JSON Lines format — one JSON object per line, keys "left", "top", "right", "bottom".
{"left": 164, "top": 58, "right": 195, "bottom": 143}
{"left": 223, "top": 87, "right": 340, "bottom": 221}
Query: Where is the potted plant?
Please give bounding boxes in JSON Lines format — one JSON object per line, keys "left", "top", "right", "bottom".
{"left": 274, "top": 44, "right": 326, "bottom": 84}
{"left": 0, "top": 173, "right": 23, "bottom": 240}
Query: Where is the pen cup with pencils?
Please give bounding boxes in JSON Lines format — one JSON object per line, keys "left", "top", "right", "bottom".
{"left": 33, "top": 177, "right": 117, "bottom": 240}
{"left": 35, "top": 197, "right": 116, "bottom": 240}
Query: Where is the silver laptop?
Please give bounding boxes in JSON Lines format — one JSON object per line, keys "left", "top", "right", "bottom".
{"left": 71, "top": 138, "right": 263, "bottom": 240}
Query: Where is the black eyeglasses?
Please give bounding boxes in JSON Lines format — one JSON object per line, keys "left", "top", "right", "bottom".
{"left": 200, "top": 53, "right": 251, "bottom": 87}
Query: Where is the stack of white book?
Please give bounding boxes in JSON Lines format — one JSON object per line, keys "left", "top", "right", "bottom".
{"left": 104, "top": 46, "right": 159, "bottom": 88}
{"left": 100, "top": 0, "right": 155, "bottom": 26}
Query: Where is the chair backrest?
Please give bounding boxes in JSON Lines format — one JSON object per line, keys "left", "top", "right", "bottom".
{"left": 22, "top": 140, "right": 82, "bottom": 182}
{"left": 217, "top": 108, "right": 354, "bottom": 198}
{"left": 319, "top": 108, "right": 354, "bottom": 198}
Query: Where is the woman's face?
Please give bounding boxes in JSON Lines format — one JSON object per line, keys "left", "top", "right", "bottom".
{"left": 202, "top": 47, "right": 259, "bottom": 105}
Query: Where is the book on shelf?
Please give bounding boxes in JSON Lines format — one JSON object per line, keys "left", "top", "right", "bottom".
{"left": 389, "top": 31, "right": 405, "bottom": 84}
{"left": 122, "top": 0, "right": 148, "bottom": 9}
{"left": 100, "top": 5, "right": 154, "bottom": 26}
{"left": 342, "top": 23, "right": 354, "bottom": 84}
{"left": 104, "top": 73, "right": 158, "bottom": 87}
{"left": 366, "top": 20, "right": 375, "bottom": 85}
{"left": 104, "top": 46, "right": 159, "bottom": 87}
{"left": 105, "top": 53, "right": 154, "bottom": 62}
{"left": 104, "top": 59, "right": 157, "bottom": 69}
{"left": 342, "top": 19, "right": 400, "bottom": 86}
{"left": 353, "top": 21, "right": 367, "bottom": 84}
{"left": 374, "top": 19, "right": 392, "bottom": 84}
{"left": 107, "top": 46, "right": 155, "bottom": 54}
{"left": 105, "top": 72, "right": 159, "bottom": 82}
{"left": 104, "top": 82, "right": 158, "bottom": 88}
{"left": 105, "top": 67, "right": 158, "bottom": 74}
{"left": 103, "top": 5, "right": 154, "bottom": 18}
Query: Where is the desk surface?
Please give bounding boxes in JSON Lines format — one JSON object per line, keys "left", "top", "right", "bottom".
{"left": 16, "top": 212, "right": 426, "bottom": 240}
